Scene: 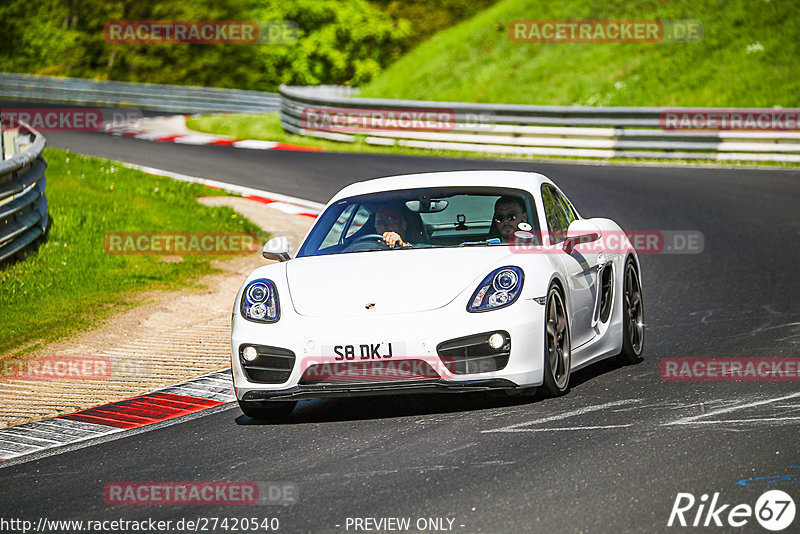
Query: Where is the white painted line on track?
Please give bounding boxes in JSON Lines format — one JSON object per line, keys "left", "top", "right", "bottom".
{"left": 232, "top": 139, "right": 279, "bottom": 150}
{"left": 664, "top": 391, "right": 800, "bottom": 426}
{"left": 491, "top": 424, "right": 634, "bottom": 433}
{"left": 481, "top": 398, "right": 643, "bottom": 433}
{"left": 122, "top": 131, "right": 172, "bottom": 141}
{"left": 172, "top": 134, "right": 226, "bottom": 145}
{"left": 667, "top": 417, "right": 800, "bottom": 425}
{"left": 119, "top": 162, "right": 325, "bottom": 212}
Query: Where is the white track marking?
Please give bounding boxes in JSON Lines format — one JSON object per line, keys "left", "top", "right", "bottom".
{"left": 664, "top": 392, "right": 800, "bottom": 426}
{"left": 124, "top": 131, "right": 172, "bottom": 141}
{"left": 232, "top": 140, "right": 279, "bottom": 150}
{"left": 119, "top": 162, "right": 325, "bottom": 211}
{"left": 172, "top": 134, "right": 225, "bottom": 145}
{"left": 491, "top": 424, "right": 633, "bottom": 433}
{"left": 481, "top": 398, "right": 642, "bottom": 433}
{"left": 668, "top": 417, "right": 800, "bottom": 425}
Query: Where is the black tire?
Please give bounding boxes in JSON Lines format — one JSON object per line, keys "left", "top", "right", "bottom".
{"left": 238, "top": 399, "right": 297, "bottom": 421}
{"left": 618, "top": 258, "right": 644, "bottom": 364}
{"left": 541, "top": 284, "right": 571, "bottom": 397}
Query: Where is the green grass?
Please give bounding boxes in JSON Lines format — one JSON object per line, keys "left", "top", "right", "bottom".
{"left": 360, "top": 0, "right": 800, "bottom": 106}
{"left": 188, "top": 114, "right": 295, "bottom": 145}
{"left": 0, "top": 148, "right": 266, "bottom": 358}
{"left": 187, "top": 112, "right": 800, "bottom": 168}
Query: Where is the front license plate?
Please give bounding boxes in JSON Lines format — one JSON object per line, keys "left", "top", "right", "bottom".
{"left": 321, "top": 342, "right": 406, "bottom": 361}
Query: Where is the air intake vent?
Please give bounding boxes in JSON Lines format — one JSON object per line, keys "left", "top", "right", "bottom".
{"left": 239, "top": 344, "right": 295, "bottom": 384}
{"left": 437, "top": 331, "right": 510, "bottom": 375}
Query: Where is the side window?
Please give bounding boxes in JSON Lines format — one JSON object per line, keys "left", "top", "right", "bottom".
{"left": 557, "top": 190, "right": 578, "bottom": 222}
{"left": 320, "top": 204, "right": 356, "bottom": 249}
{"left": 542, "top": 186, "right": 573, "bottom": 243}
{"left": 345, "top": 206, "right": 371, "bottom": 238}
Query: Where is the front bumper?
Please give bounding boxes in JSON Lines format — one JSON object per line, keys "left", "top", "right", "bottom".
{"left": 231, "top": 298, "right": 546, "bottom": 400}
{"left": 242, "top": 378, "right": 520, "bottom": 400}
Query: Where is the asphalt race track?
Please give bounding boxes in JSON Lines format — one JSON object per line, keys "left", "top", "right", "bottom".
{"left": 2, "top": 123, "right": 800, "bottom": 533}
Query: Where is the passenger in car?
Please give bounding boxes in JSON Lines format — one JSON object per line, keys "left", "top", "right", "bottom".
{"left": 492, "top": 196, "right": 529, "bottom": 243}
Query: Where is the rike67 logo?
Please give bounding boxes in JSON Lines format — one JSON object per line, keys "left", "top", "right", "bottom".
{"left": 668, "top": 490, "right": 795, "bottom": 531}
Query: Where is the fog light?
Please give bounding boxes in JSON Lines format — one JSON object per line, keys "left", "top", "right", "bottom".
{"left": 242, "top": 346, "right": 258, "bottom": 362}
{"left": 488, "top": 333, "right": 505, "bottom": 349}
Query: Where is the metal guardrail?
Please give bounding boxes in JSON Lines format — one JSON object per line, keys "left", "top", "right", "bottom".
{"left": 0, "top": 120, "right": 48, "bottom": 264}
{"left": 2, "top": 75, "right": 796, "bottom": 162}
{"left": 280, "top": 85, "right": 800, "bottom": 163}
{"left": 0, "top": 73, "right": 279, "bottom": 114}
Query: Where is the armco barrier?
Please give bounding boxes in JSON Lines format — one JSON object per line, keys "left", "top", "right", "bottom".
{"left": 0, "top": 73, "right": 279, "bottom": 114}
{"left": 0, "top": 120, "right": 48, "bottom": 264}
{"left": 2, "top": 75, "right": 796, "bottom": 162}
{"left": 280, "top": 85, "right": 800, "bottom": 163}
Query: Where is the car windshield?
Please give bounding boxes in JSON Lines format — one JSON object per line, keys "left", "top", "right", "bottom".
{"left": 296, "top": 186, "right": 540, "bottom": 258}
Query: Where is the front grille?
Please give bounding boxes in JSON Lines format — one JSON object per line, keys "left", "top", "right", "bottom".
{"left": 239, "top": 344, "right": 295, "bottom": 384}
{"left": 437, "top": 331, "right": 511, "bottom": 375}
{"left": 299, "top": 359, "right": 441, "bottom": 385}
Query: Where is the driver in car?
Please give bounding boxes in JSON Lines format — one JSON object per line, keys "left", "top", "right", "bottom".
{"left": 493, "top": 196, "right": 529, "bottom": 243}
{"left": 374, "top": 203, "right": 410, "bottom": 248}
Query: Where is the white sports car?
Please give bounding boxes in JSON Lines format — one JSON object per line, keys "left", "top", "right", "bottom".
{"left": 231, "top": 171, "right": 644, "bottom": 419}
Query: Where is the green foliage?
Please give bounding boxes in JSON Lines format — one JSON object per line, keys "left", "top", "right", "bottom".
{"left": 249, "top": 0, "right": 411, "bottom": 87}
{"left": 369, "top": 0, "right": 499, "bottom": 50}
{"left": 0, "top": 148, "right": 263, "bottom": 357}
{"left": 0, "top": 0, "right": 409, "bottom": 89}
{"left": 361, "top": 0, "right": 800, "bottom": 106}
{"left": 0, "top": 1, "right": 80, "bottom": 76}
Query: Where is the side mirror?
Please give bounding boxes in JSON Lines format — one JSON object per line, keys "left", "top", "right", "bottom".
{"left": 262, "top": 236, "right": 290, "bottom": 262}
{"left": 563, "top": 220, "right": 601, "bottom": 253}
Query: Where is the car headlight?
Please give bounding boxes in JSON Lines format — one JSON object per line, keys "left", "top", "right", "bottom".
{"left": 241, "top": 279, "right": 280, "bottom": 323}
{"left": 468, "top": 266, "right": 524, "bottom": 312}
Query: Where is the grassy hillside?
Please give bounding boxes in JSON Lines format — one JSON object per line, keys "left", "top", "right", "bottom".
{"left": 360, "top": 0, "right": 800, "bottom": 106}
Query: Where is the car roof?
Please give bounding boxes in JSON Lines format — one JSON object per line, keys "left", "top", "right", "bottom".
{"left": 329, "top": 170, "right": 553, "bottom": 203}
